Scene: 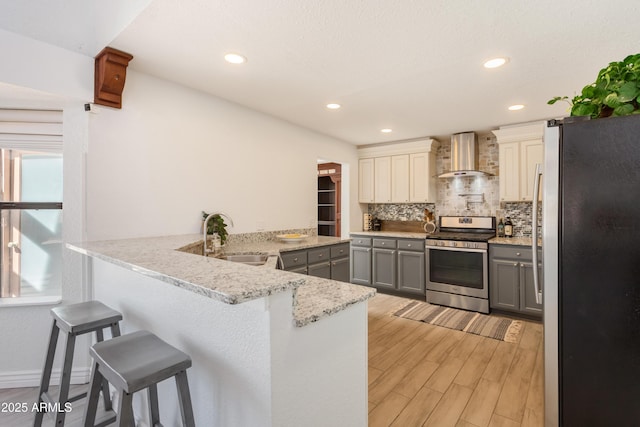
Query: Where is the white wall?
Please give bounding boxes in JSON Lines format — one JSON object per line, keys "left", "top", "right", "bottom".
{"left": 86, "top": 70, "right": 361, "bottom": 240}
{"left": 0, "top": 31, "right": 93, "bottom": 387}
{"left": 0, "top": 28, "right": 93, "bottom": 101}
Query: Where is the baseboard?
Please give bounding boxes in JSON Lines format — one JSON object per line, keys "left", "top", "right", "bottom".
{"left": 0, "top": 367, "right": 91, "bottom": 389}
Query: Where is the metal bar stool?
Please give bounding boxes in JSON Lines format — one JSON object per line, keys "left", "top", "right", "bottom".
{"left": 82, "top": 330, "right": 195, "bottom": 427}
{"left": 34, "top": 300, "right": 123, "bottom": 427}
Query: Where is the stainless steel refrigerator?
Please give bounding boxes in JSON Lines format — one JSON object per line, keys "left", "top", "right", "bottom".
{"left": 541, "top": 115, "right": 640, "bottom": 426}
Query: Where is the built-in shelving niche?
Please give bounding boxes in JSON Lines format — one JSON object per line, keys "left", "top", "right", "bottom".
{"left": 317, "top": 163, "right": 341, "bottom": 237}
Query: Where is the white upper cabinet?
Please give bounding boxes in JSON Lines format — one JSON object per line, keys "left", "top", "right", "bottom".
{"left": 498, "top": 142, "right": 521, "bottom": 201}
{"left": 520, "top": 139, "right": 544, "bottom": 201}
{"left": 409, "top": 152, "right": 436, "bottom": 203}
{"left": 358, "top": 158, "right": 375, "bottom": 203}
{"left": 358, "top": 139, "right": 438, "bottom": 204}
{"left": 374, "top": 157, "right": 392, "bottom": 203}
{"left": 391, "top": 155, "right": 409, "bottom": 203}
{"left": 493, "top": 122, "right": 545, "bottom": 202}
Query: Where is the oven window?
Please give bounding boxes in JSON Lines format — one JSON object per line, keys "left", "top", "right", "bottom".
{"left": 429, "top": 249, "right": 484, "bottom": 289}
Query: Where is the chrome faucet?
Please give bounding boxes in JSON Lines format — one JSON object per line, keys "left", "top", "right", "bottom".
{"left": 203, "top": 212, "right": 234, "bottom": 255}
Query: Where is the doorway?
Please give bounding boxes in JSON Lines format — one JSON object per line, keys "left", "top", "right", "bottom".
{"left": 317, "top": 162, "right": 341, "bottom": 237}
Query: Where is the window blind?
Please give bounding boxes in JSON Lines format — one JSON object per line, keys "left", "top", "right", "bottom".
{"left": 0, "top": 109, "right": 62, "bottom": 153}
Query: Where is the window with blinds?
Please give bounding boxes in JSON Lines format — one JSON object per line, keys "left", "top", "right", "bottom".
{"left": 0, "top": 109, "right": 63, "bottom": 299}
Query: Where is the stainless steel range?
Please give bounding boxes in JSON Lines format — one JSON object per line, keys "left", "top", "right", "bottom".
{"left": 425, "top": 216, "right": 496, "bottom": 313}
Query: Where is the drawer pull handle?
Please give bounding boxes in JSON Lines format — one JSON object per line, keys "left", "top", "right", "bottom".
{"left": 294, "top": 257, "right": 298, "bottom": 262}
{"left": 381, "top": 242, "right": 385, "bottom": 245}
{"left": 407, "top": 244, "right": 411, "bottom": 247}
{"left": 516, "top": 252, "right": 521, "bottom": 256}
{"left": 319, "top": 254, "right": 323, "bottom": 257}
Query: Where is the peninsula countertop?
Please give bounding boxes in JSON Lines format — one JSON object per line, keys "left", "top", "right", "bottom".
{"left": 67, "top": 234, "right": 375, "bottom": 327}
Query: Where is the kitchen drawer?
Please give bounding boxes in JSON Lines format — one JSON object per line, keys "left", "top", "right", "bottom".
{"left": 397, "top": 239, "right": 424, "bottom": 252}
{"left": 373, "top": 238, "right": 396, "bottom": 249}
{"left": 308, "top": 247, "right": 330, "bottom": 264}
{"left": 281, "top": 250, "right": 307, "bottom": 269}
{"left": 330, "top": 243, "right": 350, "bottom": 258}
{"left": 350, "top": 236, "right": 372, "bottom": 247}
{"left": 491, "top": 245, "right": 533, "bottom": 260}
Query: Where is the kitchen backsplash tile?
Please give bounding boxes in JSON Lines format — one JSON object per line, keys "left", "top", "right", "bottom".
{"left": 499, "top": 202, "right": 542, "bottom": 238}
{"left": 363, "top": 132, "right": 541, "bottom": 238}
{"left": 368, "top": 203, "right": 436, "bottom": 221}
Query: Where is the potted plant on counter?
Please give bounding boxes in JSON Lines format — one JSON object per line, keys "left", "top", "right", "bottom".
{"left": 548, "top": 53, "right": 640, "bottom": 118}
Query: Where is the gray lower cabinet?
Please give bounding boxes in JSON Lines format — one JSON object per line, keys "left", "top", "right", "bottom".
{"left": 308, "top": 247, "right": 331, "bottom": 279}
{"left": 350, "top": 237, "right": 372, "bottom": 286}
{"left": 351, "top": 235, "right": 425, "bottom": 296}
{"left": 329, "top": 243, "right": 350, "bottom": 282}
{"left": 372, "top": 238, "right": 396, "bottom": 289}
{"left": 489, "top": 244, "right": 542, "bottom": 318}
{"left": 308, "top": 261, "right": 331, "bottom": 278}
{"left": 397, "top": 239, "right": 425, "bottom": 295}
{"left": 281, "top": 242, "right": 350, "bottom": 282}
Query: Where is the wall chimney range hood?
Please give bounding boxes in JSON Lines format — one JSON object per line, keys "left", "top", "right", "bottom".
{"left": 438, "top": 132, "right": 490, "bottom": 178}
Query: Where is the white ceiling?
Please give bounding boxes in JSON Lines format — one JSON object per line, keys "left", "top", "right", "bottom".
{"left": 2, "top": 0, "right": 640, "bottom": 145}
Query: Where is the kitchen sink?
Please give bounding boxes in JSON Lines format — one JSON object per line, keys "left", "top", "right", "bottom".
{"left": 219, "top": 254, "right": 270, "bottom": 266}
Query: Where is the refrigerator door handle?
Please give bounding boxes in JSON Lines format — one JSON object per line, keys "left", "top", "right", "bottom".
{"left": 532, "top": 163, "right": 543, "bottom": 305}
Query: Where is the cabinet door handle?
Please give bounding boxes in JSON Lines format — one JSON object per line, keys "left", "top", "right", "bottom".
{"left": 381, "top": 242, "right": 385, "bottom": 245}
{"left": 294, "top": 257, "right": 298, "bottom": 262}
{"left": 407, "top": 244, "right": 412, "bottom": 247}
{"left": 516, "top": 252, "right": 521, "bottom": 256}
{"left": 514, "top": 263, "right": 518, "bottom": 266}
{"left": 318, "top": 253, "right": 323, "bottom": 257}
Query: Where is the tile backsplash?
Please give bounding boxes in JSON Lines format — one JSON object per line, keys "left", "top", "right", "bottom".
{"left": 366, "top": 133, "right": 540, "bottom": 237}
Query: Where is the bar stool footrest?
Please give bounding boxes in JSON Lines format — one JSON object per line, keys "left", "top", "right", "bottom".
{"left": 94, "top": 410, "right": 117, "bottom": 427}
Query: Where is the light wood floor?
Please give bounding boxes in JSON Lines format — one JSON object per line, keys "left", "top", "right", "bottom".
{"left": 368, "top": 293, "right": 544, "bottom": 427}
{"left": 0, "top": 294, "right": 543, "bottom": 427}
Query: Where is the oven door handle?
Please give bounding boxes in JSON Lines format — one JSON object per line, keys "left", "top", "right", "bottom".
{"left": 426, "top": 245, "right": 486, "bottom": 254}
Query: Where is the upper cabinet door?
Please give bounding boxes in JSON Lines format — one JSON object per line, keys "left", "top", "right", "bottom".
{"left": 358, "top": 158, "right": 375, "bottom": 203}
{"left": 520, "top": 140, "right": 544, "bottom": 201}
{"left": 499, "top": 142, "right": 521, "bottom": 201}
{"left": 493, "top": 121, "right": 545, "bottom": 202}
{"left": 374, "top": 157, "right": 392, "bottom": 203}
{"left": 391, "top": 155, "right": 409, "bottom": 203}
{"left": 409, "top": 152, "right": 436, "bottom": 203}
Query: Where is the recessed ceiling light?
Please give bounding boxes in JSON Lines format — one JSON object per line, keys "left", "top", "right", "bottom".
{"left": 326, "top": 103, "right": 341, "bottom": 110}
{"left": 381, "top": 128, "right": 393, "bottom": 133}
{"left": 224, "top": 53, "right": 247, "bottom": 64}
{"left": 484, "top": 57, "right": 508, "bottom": 69}
{"left": 508, "top": 104, "right": 525, "bottom": 111}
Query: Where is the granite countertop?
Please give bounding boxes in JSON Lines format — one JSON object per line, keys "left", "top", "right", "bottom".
{"left": 208, "top": 235, "right": 351, "bottom": 256}
{"left": 351, "top": 231, "right": 544, "bottom": 248}
{"left": 350, "top": 230, "right": 426, "bottom": 239}
{"left": 490, "top": 236, "right": 542, "bottom": 247}
{"left": 67, "top": 234, "right": 374, "bottom": 327}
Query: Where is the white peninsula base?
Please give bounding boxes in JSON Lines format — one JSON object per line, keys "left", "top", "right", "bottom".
{"left": 90, "top": 258, "right": 369, "bottom": 427}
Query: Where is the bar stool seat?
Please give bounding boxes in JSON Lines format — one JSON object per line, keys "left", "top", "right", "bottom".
{"left": 35, "top": 300, "right": 122, "bottom": 427}
{"left": 83, "top": 330, "right": 195, "bottom": 427}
